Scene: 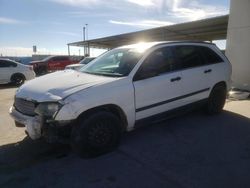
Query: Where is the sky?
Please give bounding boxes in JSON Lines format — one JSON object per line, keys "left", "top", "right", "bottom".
{"left": 0, "top": 0, "right": 230, "bottom": 56}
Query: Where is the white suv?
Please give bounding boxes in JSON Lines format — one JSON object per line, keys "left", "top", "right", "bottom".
{"left": 9, "top": 42, "right": 231, "bottom": 156}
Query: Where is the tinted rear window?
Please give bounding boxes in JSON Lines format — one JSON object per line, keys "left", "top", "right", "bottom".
{"left": 199, "top": 46, "right": 223, "bottom": 64}
{"left": 52, "top": 56, "right": 68, "bottom": 61}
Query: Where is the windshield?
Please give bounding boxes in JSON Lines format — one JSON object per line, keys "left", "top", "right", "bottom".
{"left": 80, "top": 48, "right": 143, "bottom": 77}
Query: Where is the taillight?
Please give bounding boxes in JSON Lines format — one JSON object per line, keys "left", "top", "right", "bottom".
{"left": 29, "top": 66, "right": 33, "bottom": 71}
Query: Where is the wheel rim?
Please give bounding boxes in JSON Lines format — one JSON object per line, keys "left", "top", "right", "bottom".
{"left": 14, "top": 76, "right": 24, "bottom": 85}
{"left": 87, "top": 121, "right": 113, "bottom": 147}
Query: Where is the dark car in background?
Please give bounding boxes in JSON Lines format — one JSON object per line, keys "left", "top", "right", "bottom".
{"left": 29, "top": 55, "right": 80, "bottom": 75}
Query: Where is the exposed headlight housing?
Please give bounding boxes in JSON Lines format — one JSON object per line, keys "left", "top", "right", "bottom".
{"left": 34, "top": 102, "right": 63, "bottom": 117}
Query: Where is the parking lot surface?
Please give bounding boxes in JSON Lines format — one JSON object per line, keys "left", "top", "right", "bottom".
{"left": 1, "top": 85, "right": 250, "bottom": 188}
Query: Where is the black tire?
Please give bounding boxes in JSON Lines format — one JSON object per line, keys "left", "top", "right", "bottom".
{"left": 206, "top": 84, "right": 227, "bottom": 115}
{"left": 71, "top": 111, "right": 121, "bottom": 158}
{"left": 11, "top": 74, "right": 25, "bottom": 86}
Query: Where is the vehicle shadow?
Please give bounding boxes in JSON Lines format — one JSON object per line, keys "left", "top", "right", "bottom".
{"left": 0, "top": 110, "right": 250, "bottom": 187}
{"left": 0, "top": 137, "right": 71, "bottom": 175}
{"left": 0, "top": 83, "right": 17, "bottom": 89}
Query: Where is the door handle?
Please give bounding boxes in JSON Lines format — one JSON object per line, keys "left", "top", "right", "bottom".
{"left": 204, "top": 69, "right": 212, "bottom": 73}
{"left": 170, "top": 77, "right": 181, "bottom": 82}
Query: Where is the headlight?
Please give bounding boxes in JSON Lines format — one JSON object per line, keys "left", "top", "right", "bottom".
{"left": 34, "top": 102, "right": 63, "bottom": 117}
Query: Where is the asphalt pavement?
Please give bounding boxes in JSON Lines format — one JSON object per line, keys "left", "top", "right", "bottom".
{"left": 0, "top": 85, "right": 250, "bottom": 188}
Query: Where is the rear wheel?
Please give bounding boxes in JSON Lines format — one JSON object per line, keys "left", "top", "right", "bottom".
{"left": 206, "top": 84, "right": 227, "bottom": 115}
{"left": 11, "top": 74, "right": 25, "bottom": 86}
{"left": 71, "top": 111, "right": 121, "bottom": 157}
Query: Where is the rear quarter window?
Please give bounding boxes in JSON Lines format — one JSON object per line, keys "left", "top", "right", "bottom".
{"left": 198, "top": 46, "right": 224, "bottom": 64}
{"left": 0, "top": 60, "right": 17, "bottom": 67}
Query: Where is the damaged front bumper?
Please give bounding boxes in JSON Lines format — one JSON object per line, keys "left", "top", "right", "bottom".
{"left": 9, "top": 106, "right": 73, "bottom": 142}
{"left": 9, "top": 106, "right": 42, "bottom": 140}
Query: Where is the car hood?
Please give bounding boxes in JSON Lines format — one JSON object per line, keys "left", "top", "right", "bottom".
{"left": 16, "top": 70, "right": 118, "bottom": 102}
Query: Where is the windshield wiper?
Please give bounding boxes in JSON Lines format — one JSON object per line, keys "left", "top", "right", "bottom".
{"left": 97, "top": 71, "right": 124, "bottom": 77}
{"left": 82, "top": 71, "right": 123, "bottom": 77}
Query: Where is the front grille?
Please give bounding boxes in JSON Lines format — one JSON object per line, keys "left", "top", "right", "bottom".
{"left": 14, "top": 98, "right": 37, "bottom": 116}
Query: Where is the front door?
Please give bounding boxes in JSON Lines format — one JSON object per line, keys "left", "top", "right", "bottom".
{"left": 133, "top": 46, "right": 183, "bottom": 121}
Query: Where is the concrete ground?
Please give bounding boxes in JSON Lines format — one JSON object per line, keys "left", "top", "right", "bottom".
{"left": 0, "top": 85, "right": 250, "bottom": 188}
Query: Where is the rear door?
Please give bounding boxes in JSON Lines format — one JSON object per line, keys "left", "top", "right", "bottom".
{"left": 172, "top": 45, "right": 213, "bottom": 105}
{"left": 48, "top": 56, "right": 63, "bottom": 71}
{"left": 198, "top": 45, "right": 227, "bottom": 89}
{"left": 62, "top": 56, "right": 72, "bottom": 67}
{"left": 57, "top": 56, "right": 71, "bottom": 69}
{"left": 133, "top": 46, "right": 183, "bottom": 120}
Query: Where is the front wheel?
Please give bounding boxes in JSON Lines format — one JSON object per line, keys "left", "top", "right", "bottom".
{"left": 71, "top": 111, "right": 121, "bottom": 157}
{"left": 206, "top": 84, "right": 227, "bottom": 115}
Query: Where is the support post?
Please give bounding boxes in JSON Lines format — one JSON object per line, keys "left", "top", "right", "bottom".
{"left": 67, "top": 44, "right": 70, "bottom": 56}
{"left": 83, "top": 26, "right": 86, "bottom": 56}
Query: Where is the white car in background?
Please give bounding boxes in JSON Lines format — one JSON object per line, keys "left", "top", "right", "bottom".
{"left": 65, "top": 57, "right": 95, "bottom": 71}
{"left": 0, "top": 58, "right": 35, "bottom": 86}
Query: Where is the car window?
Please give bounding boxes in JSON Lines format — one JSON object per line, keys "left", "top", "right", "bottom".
{"left": 198, "top": 46, "right": 223, "bottom": 64}
{"left": 52, "top": 57, "right": 60, "bottom": 61}
{"left": 43, "top": 56, "right": 53, "bottom": 61}
{"left": 60, "top": 56, "right": 68, "bottom": 61}
{"left": 51, "top": 56, "right": 68, "bottom": 61}
{"left": 0, "top": 60, "right": 17, "bottom": 67}
{"left": 134, "top": 46, "right": 178, "bottom": 80}
{"left": 174, "top": 45, "right": 205, "bottom": 69}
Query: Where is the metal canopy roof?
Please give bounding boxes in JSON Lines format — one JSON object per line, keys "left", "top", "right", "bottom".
{"left": 68, "top": 15, "right": 229, "bottom": 49}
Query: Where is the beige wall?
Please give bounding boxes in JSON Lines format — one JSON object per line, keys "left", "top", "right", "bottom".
{"left": 226, "top": 0, "right": 250, "bottom": 91}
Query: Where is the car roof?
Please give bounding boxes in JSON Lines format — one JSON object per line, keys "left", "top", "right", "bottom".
{"left": 51, "top": 55, "right": 68, "bottom": 57}
{"left": 0, "top": 58, "right": 11, "bottom": 61}
{"left": 118, "top": 41, "right": 215, "bottom": 51}
{"left": 0, "top": 58, "right": 17, "bottom": 62}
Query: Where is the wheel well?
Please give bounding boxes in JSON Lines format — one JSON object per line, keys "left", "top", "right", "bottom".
{"left": 11, "top": 73, "right": 26, "bottom": 80}
{"left": 77, "top": 104, "right": 128, "bottom": 131}
{"left": 212, "top": 81, "right": 227, "bottom": 90}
